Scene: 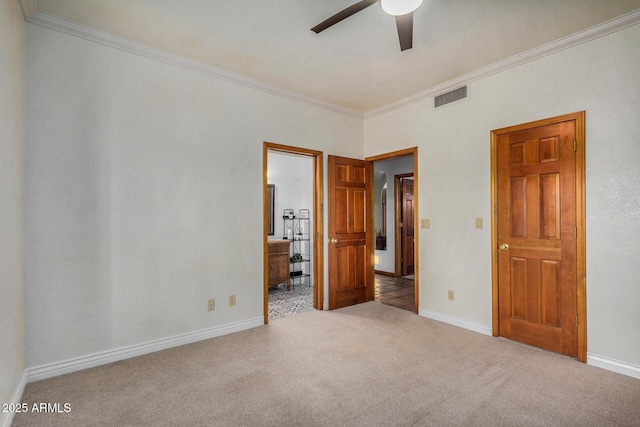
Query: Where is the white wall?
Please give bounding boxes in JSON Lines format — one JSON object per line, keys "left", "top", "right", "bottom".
{"left": 364, "top": 24, "right": 640, "bottom": 367}
{"left": 24, "top": 23, "right": 362, "bottom": 368}
{"left": 268, "top": 152, "right": 313, "bottom": 241}
{"left": 0, "top": 0, "right": 26, "bottom": 423}
{"left": 373, "top": 156, "right": 413, "bottom": 273}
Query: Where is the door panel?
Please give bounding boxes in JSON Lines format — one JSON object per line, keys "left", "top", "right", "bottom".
{"left": 350, "top": 188, "right": 366, "bottom": 233}
{"left": 328, "top": 156, "right": 373, "bottom": 309}
{"left": 335, "top": 245, "right": 350, "bottom": 293}
{"left": 496, "top": 120, "right": 578, "bottom": 357}
{"left": 335, "top": 188, "right": 349, "bottom": 233}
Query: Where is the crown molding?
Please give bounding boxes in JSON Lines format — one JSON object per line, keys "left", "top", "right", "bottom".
{"left": 19, "top": 0, "right": 38, "bottom": 20}
{"left": 24, "top": 10, "right": 363, "bottom": 120}
{"left": 21, "top": 4, "right": 640, "bottom": 120}
{"left": 365, "top": 8, "right": 640, "bottom": 118}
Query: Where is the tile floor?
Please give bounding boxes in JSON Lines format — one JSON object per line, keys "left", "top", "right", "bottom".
{"left": 374, "top": 273, "right": 415, "bottom": 312}
{"left": 269, "top": 274, "right": 416, "bottom": 320}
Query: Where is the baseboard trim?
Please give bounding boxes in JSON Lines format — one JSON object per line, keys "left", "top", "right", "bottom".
{"left": 26, "top": 317, "right": 264, "bottom": 383}
{"left": 1, "top": 370, "right": 27, "bottom": 427}
{"left": 419, "top": 309, "right": 492, "bottom": 336}
{"left": 374, "top": 270, "right": 396, "bottom": 277}
{"left": 587, "top": 352, "right": 640, "bottom": 379}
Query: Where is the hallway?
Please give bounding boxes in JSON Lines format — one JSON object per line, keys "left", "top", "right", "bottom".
{"left": 374, "top": 274, "right": 415, "bottom": 312}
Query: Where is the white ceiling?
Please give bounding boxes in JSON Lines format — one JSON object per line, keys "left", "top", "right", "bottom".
{"left": 27, "top": 0, "right": 640, "bottom": 113}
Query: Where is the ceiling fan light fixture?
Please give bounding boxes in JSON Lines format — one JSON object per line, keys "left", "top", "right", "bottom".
{"left": 380, "top": 0, "right": 423, "bottom": 16}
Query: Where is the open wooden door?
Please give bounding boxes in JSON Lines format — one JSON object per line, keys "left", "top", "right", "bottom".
{"left": 328, "top": 155, "right": 374, "bottom": 309}
{"left": 400, "top": 176, "right": 414, "bottom": 276}
{"left": 492, "top": 112, "right": 586, "bottom": 361}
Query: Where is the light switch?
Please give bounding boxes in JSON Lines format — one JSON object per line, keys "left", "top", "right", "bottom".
{"left": 475, "top": 218, "right": 483, "bottom": 229}
{"left": 421, "top": 219, "right": 431, "bottom": 229}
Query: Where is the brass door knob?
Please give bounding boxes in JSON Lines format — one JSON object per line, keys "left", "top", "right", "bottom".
{"left": 329, "top": 238, "right": 339, "bottom": 244}
{"left": 499, "top": 243, "right": 509, "bottom": 251}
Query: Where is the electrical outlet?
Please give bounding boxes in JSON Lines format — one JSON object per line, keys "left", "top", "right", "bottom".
{"left": 421, "top": 219, "right": 431, "bottom": 229}
{"left": 475, "top": 218, "right": 483, "bottom": 229}
{"left": 207, "top": 299, "right": 215, "bottom": 311}
{"left": 448, "top": 290, "right": 455, "bottom": 301}
{"left": 229, "top": 295, "right": 236, "bottom": 307}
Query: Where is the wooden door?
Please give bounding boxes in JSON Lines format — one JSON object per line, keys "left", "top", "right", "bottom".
{"left": 328, "top": 155, "right": 373, "bottom": 309}
{"left": 401, "top": 177, "right": 414, "bottom": 276}
{"left": 495, "top": 118, "right": 580, "bottom": 357}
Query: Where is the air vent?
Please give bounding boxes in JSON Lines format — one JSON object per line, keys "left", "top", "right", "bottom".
{"left": 434, "top": 86, "right": 467, "bottom": 108}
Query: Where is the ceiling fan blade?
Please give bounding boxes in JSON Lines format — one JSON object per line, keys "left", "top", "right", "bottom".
{"left": 395, "top": 13, "right": 413, "bottom": 51}
{"left": 311, "top": 0, "right": 379, "bottom": 33}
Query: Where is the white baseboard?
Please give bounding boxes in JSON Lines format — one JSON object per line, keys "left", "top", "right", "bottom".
{"left": 26, "top": 317, "right": 264, "bottom": 383}
{"left": 419, "top": 308, "right": 493, "bottom": 336}
{"left": 587, "top": 353, "right": 640, "bottom": 379}
{"left": 419, "top": 310, "right": 640, "bottom": 380}
{"left": 1, "top": 370, "right": 27, "bottom": 427}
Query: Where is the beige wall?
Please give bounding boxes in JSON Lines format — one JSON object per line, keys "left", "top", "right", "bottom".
{"left": 0, "top": 0, "right": 26, "bottom": 423}
{"left": 24, "top": 22, "right": 363, "bottom": 369}
{"left": 365, "top": 23, "right": 640, "bottom": 369}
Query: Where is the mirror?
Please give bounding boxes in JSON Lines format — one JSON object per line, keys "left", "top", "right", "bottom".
{"left": 374, "top": 172, "right": 387, "bottom": 250}
{"left": 267, "top": 184, "right": 275, "bottom": 236}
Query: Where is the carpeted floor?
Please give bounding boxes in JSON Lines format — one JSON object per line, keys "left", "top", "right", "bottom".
{"left": 13, "top": 302, "right": 640, "bottom": 426}
{"left": 268, "top": 283, "right": 313, "bottom": 321}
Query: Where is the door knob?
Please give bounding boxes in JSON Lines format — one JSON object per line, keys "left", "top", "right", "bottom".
{"left": 499, "top": 243, "right": 509, "bottom": 251}
{"left": 329, "top": 238, "right": 338, "bottom": 244}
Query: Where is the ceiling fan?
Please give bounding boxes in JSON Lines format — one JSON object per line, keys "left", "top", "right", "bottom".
{"left": 311, "top": 0, "right": 423, "bottom": 51}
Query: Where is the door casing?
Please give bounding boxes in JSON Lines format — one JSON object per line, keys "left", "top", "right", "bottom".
{"left": 490, "top": 111, "right": 586, "bottom": 362}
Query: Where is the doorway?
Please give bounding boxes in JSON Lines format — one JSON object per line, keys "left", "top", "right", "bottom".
{"left": 367, "top": 148, "right": 419, "bottom": 313}
{"left": 490, "top": 111, "right": 586, "bottom": 361}
{"left": 263, "top": 142, "right": 323, "bottom": 324}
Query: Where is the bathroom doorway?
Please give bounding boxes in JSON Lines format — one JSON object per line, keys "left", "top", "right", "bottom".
{"left": 263, "top": 142, "right": 323, "bottom": 323}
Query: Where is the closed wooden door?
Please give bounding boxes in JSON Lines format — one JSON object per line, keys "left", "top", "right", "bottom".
{"left": 494, "top": 116, "right": 582, "bottom": 358}
{"left": 401, "top": 177, "right": 414, "bottom": 276}
{"left": 328, "top": 155, "right": 373, "bottom": 309}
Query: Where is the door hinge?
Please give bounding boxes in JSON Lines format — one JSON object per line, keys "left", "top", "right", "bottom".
{"left": 399, "top": 222, "right": 403, "bottom": 228}
{"left": 574, "top": 139, "right": 577, "bottom": 152}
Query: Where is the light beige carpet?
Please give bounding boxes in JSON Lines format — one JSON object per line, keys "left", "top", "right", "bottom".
{"left": 14, "top": 302, "right": 640, "bottom": 426}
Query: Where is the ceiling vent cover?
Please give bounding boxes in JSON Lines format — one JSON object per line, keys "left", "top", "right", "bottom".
{"left": 434, "top": 86, "right": 467, "bottom": 108}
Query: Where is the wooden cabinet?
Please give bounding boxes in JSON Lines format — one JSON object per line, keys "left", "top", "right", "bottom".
{"left": 268, "top": 240, "right": 291, "bottom": 290}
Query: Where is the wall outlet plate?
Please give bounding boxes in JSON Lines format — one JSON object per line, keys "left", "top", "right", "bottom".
{"left": 229, "top": 295, "right": 236, "bottom": 307}
{"left": 448, "top": 290, "right": 455, "bottom": 301}
{"left": 207, "top": 299, "right": 215, "bottom": 311}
